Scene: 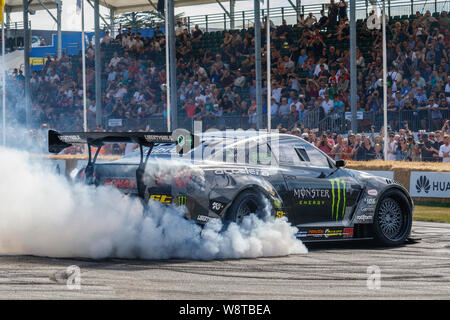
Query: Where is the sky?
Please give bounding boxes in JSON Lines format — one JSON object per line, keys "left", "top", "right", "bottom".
{"left": 8, "top": 0, "right": 329, "bottom": 32}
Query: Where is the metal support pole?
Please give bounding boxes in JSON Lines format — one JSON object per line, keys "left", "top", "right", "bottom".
{"left": 110, "top": 8, "right": 115, "bottom": 37}
{"left": 254, "top": 0, "right": 262, "bottom": 129}
{"left": 22, "top": 0, "right": 31, "bottom": 129}
{"left": 165, "top": 0, "right": 170, "bottom": 131}
{"left": 168, "top": 0, "right": 177, "bottom": 130}
{"left": 350, "top": 0, "right": 357, "bottom": 134}
{"left": 224, "top": 13, "right": 227, "bottom": 30}
{"left": 94, "top": 0, "right": 102, "bottom": 127}
{"left": 281, "top": 7, "right": 284, "bottom": 21}
{"left": 382, "top": 0, "right": 388, "bottom": 160}
{"left": 205, "top": 15, "right": 208, "bottom": 32}
{"left": 388, "top": 0, "right": 391, "bottom": 18}
{"left": 2, "top": 6, "right": 6, "bottom": 145}
{"left": 82, "top": 0, "right": 87, "bottom": 132}
{"left": 56, "top": 0, "right": 62, "bottom": 59}
{"left": 267, "top": 0, "right": 271, "bottom": 131}
{"left": 230, "top": 0, "right": 235, "bottom": 29}
{"left": 296, "top": 0, "right": 301, "bottom": 22}
{"left": 242, "top": 11, "right": 245, "bottom": 29}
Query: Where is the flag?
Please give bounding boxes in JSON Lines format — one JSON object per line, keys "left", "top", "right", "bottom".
{"left": 76, "top": 0, "right": 82, "bottom": 15}
{"left": 0, "top": 0, "right": 5, "bottom": 24}
{"left": 157, "top": 0, "right": 164, "bottom": 14}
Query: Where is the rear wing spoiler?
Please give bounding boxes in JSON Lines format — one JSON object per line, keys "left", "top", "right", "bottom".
{"left": 48, "top": 130, "right": 194, "bottom": 154}
{"left": 48, "top": 129, "right": 198, "bottom": 198}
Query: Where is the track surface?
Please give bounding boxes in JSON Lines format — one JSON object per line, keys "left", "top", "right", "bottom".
{"left": 1, "top": 221, "right": 449, "bottom": 299}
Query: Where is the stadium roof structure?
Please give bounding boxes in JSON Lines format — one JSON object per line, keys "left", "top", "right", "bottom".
{"left": 98, "top": 0, "right": 241, "bottom": 14}
{"left": 4, "top": 0, "right": 58, "bottom": 13}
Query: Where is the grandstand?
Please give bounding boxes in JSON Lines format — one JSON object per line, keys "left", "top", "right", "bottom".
{"left": 1, "top": 0, "right": 449, "bottom": 161}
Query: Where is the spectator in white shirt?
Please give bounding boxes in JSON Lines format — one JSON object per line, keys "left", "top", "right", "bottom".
{"left": 109, "top": 52, "right": 121, "bottom": 68}
{"left": 101, "top": 31, "right": 113, "bottom": 45}
{"left": 321, "top": 93, "right": 334, "bottom": 115}
{"left": 439, "top": 135, "right": 450, "bottom": 162}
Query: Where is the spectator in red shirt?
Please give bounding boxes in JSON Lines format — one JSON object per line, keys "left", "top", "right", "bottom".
{"left": 183, "top": 99, "right": 197, "bottom": 118}
{"left": 316, "top": 132, "right": 335, "bottom": 154}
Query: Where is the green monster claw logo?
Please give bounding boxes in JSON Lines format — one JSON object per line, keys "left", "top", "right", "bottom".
{"left": 330, "top": 179, "right": 346, "bottom": 221}
{"left": 178, "top": 195, "right": 187, "bottom": 206}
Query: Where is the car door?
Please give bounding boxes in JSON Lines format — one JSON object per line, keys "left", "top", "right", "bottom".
{"left": 273, "top": 138, "right": 360, "bottom": 227}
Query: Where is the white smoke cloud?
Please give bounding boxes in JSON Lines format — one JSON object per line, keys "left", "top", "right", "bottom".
{"left": 0, "top": 146, "right": 307, "bottom": 260}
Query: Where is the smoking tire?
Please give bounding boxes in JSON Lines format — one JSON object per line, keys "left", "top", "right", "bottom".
{"left": 225, "top": 189, "right": 267, "bottom": 225}
{"left": 372, "top": 189, "right": 413, "bottom": 246}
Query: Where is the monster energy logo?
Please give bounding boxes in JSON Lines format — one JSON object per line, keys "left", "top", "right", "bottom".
{"left": 330, "top": 179, "right": 346, "bottom": 221}
{"left": 178, "top": 195, "right": 187, "bottom": 206}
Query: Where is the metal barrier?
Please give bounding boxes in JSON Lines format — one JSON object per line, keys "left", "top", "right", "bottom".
{"left": 181, "top": 0, "right": 449, "bottom": 31}
{"left": 312, "top": 109, "right": 450, "bottom": 134}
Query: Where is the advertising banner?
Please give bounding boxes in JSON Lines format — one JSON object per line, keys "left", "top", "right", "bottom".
{"left": 410, "top": 171, "right": 450, "bottom": 198}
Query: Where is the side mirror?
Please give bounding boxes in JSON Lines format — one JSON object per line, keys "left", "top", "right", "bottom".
{"left": 335, "top": 159, "right": 346, "bottom": 168}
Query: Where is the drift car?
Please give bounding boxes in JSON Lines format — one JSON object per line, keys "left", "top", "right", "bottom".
{"left": 49, "top": 129, "right": 413, "bottom": 246}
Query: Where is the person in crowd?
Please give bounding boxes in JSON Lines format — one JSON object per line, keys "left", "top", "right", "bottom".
{"left": 439, "top": 134, "right": 450, "bottom": 162}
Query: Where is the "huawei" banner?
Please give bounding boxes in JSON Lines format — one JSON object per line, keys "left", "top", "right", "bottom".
{"left": 410, "top": 172, "right": 450, "bottom": 198}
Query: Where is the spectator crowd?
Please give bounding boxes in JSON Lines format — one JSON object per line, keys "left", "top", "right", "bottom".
{"left": 1, "top": 1, "right": 449, "bottom": 162}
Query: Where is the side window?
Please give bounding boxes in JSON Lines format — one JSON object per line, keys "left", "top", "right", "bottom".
{"left": 295, "top": 148, "right": 310, "bottom": 162}
{"left": 302, "top": 143, "right": 331, "bottom": 168}
{"left": 276, "top": 141, "right": 307, "bottom": 166}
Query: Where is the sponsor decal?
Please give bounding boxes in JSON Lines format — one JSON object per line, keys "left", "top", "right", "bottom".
{"left": 149, "top": 194, "right": 173, "bottom": 203}
{"left": 307, "top": 229, "right": 325, "bottom": 237}
{"left": 367, "top": 189, "right": 378, "bottom": 197}
{"left": 178, "top": 195, "right": 187, "bottom": 206}
{"left": 104, "top": 178, "right": 136, "bottom": 189}
{"left": 275, "top": 210, "right": 286, "bottom": 219}
{"left": 410, "top": 172, "right": 450, "bottom": 198}
{"left": 298, "top": 200, "right": 326, "bottom": 206}
{"left": 273, "top": 200, "right": 283, "bottom": 208}
{"left": 415, "top": 175, "right": 431, "bottom": 194}
{"left": 214, "top": 168, "right": 270, "bottom": 177}
{"left": 324, "top": 228, "right": 354, "bottom": 238}
{"left": 360, "top": 207, "right": 376, "bottom": 213}
{"left": 296, "top": 231, "right": 308, "bottom": 238}
{"left": 355, "top": 214, "right": 373, "bottom": 222}
{"left": 59, "top": 135, "right": 84, "bottom": 143}
{"left": 330, "top": 179, "right": 347, "bottom": 221}
{"left": 297, "top": 228, "right": 354, "bottom": 239}
{"left": 196, "top": 215, "right": 212, "bottom": 222}
{"left": 364, "top": 197, "right": 377, "bottom": 205}
{"left": 144, "top": 134, "right": 173, "bottom": 142}
{"left": 324, "top": 228, "right": 342, "bottom": 238}
{"left": 293, "top": 188, "right": 330, "bottom": 199}
{"left": 343, "top": 228, "right": 354, "bottom": 238}
{"left": 210, "top": 200, "right": 225, "bottom": 213}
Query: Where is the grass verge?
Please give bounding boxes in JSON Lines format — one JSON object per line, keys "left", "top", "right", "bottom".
{"left": 414, "top": 204, "right": 450, "bottom": 223}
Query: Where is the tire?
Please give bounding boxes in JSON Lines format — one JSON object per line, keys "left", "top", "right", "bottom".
{"left": 225, "top": 189, "right": 268, "bottom": 224}
{"left": 372, "top": 189, "right": 413, "bottom": 246}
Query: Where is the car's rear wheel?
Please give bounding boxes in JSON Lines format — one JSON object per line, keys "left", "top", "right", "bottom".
{"left": 372, "top": 190, "right": 412, "bottom": 246}
{"left": 225, "top": 189, "right": 267, "bottom": 224}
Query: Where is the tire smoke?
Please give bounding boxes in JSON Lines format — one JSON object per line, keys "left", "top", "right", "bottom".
{"left": 0, "top": 146, "right": 307, "bottom": 260}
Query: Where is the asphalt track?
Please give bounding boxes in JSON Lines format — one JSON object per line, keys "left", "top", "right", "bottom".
{"left": 0, "top": 221, "right": 449, "bottom": 299}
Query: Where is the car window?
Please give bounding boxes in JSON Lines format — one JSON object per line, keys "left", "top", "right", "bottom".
{"left": 301, "top": 142, "right": 331, "bottom": 168}
{"left": 275, "top": 141, "right": 307, "bottom": 166}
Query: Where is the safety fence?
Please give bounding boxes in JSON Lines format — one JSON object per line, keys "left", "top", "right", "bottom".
{"left": 99, "top": 109, "right": 449, "bottom": 133}
{"left": 184, "top": 0, "right": 449, "bottom": 31}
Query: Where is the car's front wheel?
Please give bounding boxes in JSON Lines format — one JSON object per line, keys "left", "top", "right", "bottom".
{"left": 372, "top": 189, "right": 413, "bottom": 246}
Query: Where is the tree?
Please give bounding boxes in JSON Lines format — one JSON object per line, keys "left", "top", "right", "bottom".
{"left": 112, "top": 11, "right": 184, "bottom": 31}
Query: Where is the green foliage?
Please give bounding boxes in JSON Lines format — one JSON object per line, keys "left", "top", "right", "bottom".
{"left": 112, "top": 11, "right": 184, "bottom": 31}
